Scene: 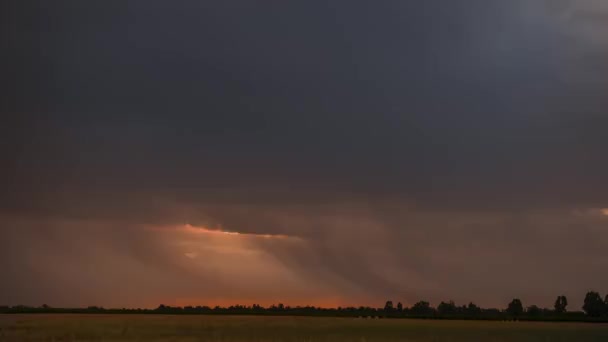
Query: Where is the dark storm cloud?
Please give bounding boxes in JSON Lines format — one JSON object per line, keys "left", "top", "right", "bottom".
{"left": 3, "top": 0, "right": 607, "bottom": 213}
{"left": 2, "top": 1, "right": 608, "bottom": 307}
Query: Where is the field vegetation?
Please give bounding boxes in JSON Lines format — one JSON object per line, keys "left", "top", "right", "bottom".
{"left": 1, "top": 314, "right": 608, "bottom": 341}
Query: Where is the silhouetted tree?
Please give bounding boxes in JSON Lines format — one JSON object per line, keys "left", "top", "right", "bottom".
{"left": 397, "top": 302, "right": 403, "bottom": 312}
{"left": 384, "top": 301, "right": 394, "bottom": 313}
{"left": 527, "top": 305, "right": 542, "bottom": 317}
{"left": 506, "top": 299, "right": 523, "bottom": 317}
{"left": 554, "top": 295, "right": 568, "bottom": 314}
{"left": 437, "top": 301, "right": 457, "bottom": 315}
{"left": 583, "top": 291, "right": 605, "bottom": 317}
{"left": 466, "top": 302, "right": 482, "bottom": 315}
{"left": 411, "top": 301, "right": 433, "bottom": 315}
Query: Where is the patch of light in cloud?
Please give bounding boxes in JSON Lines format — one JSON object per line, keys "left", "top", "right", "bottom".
{"left": 184, "top": 252, "right": 198, "bottom": 259}
{"left": 570, "top": 208, "right": 608, "bottom": 218}
{"left": 182, "top": 224, "right": 297, "bottom": 240}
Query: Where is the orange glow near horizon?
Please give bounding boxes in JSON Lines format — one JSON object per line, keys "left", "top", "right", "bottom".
{"left": 154, "top": 296, "right": 380, "bottom": 310}
{"left": 139, "top": 222, "right": 332, "bottom": 309}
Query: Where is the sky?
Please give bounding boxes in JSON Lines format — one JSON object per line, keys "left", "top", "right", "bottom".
{"left": 1, "top": 1, "right": 607, "bottom": 310}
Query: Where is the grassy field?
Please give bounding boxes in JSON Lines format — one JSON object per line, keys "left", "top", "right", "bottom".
{"left": 1, "top": 314, "right": 608, "bottom": 341}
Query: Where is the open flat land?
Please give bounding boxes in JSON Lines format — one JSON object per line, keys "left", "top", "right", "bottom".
{"left": 1, "top": 314, "right": 608, "bottom": 341}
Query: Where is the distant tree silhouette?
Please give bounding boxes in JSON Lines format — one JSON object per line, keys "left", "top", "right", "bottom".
{"left": 466, "top": 302, "right": 482, "bottom": 315}
{"left": 554, "top": 295, "right": 568, "bottom": 314}
{"left": 583, "top": 291, "right": 605, "bottom": 317}
{"left": 527, "top": 305, "right": 541, "bottom": 317}
{"left": 506, "top": 299, "right": 524, "bottom": 317}
{"left": 437, "top": 301, "right": 457, "bottom": 315}
{"left": 4, "top": 289, "right": 608, "bottom": 321}
{"left": 411, "top": 301, "right": 433, "bottom": 315}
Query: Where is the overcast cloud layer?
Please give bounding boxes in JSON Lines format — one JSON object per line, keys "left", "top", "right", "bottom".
{"left": 1, "top": 1, "right": 607, "bottom": 309}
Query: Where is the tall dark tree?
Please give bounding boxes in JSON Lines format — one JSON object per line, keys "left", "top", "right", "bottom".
{"left": 582, "top": 291, "right": 604, "bottom": 317}
{"left": 384, "top": 301, "right": 394, "bottom": 312}
{"left": 506, "top": 299, "right": 524, "bottom": 317}
{"left": 397, "top": 302, "right": 403, "bottom": 312}
{"left": 554, "top": 295, "right": 568, "bottom": 314}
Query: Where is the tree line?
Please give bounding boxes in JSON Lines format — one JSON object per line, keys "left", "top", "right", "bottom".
{"left": 2, "top": 291, "right": 608, "bottom": 322}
